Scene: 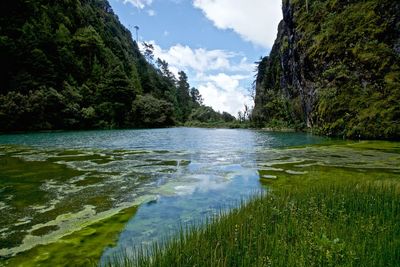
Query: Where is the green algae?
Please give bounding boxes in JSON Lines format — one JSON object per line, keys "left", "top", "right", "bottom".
{"left": 0, "top": 154, "right": 89, "bottom": 250}
{"left": 142, "top": 159, "right": 190, "bottom": 167}
{"left": 0, "top": 156, "right": 85, "bottom": 208}
{"left": 160, "top": 160, "right": 179, "bottom": 166}
{"left": 73, "top": 174, "right": 107, "bottom": 187}
{"left": 178, "top": 160, "right": 191, "bottom": 166}
{"left": 0, "top": 144, "right": 197, "bottom": 265}
{"left": 56, "top": 150, "right": 83, "bottom": 156}
{"left": 30, "top": 225, "right": 60, "bottom": 237}
{"left": 258, "top": 141, "right": 400, "bottom": 190}
{"left": 0, "top": 149, "right": 115, "bottom": 255}
{"left": 4, "top": 205, "right": 138, "bottom": 267}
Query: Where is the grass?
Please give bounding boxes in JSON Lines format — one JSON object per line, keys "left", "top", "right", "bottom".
{"left": 107, "top": 141, "right": 400, "bottom": 266}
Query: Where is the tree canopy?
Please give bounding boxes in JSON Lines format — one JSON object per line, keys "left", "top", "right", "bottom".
{"left": 0, "top": 0, "right": 234, "bottom": 131}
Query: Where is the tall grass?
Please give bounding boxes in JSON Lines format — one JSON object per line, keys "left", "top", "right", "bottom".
{"left": 109, "top": 181, "right": 400, "bottom": 266}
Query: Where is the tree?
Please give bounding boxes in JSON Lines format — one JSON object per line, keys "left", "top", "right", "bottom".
{"left": 96, "top": 65, "right": 136, "bottom": 127}
{"left": 0, "top": 0, "right": 212, "bottom": 131}
{"left": 243, "top": 104, "right": 251, "bottom": 121}
{"left": 176, "top": 71, "right": 192, "bottom": 121}
{"left": 190, "top": 87, "right": 203, "bottom": 106}
{"left": 142, "top": 42, "right": 154, "bottom": 63}
{"left": 222, "top": 112, "right": 235, "bottom": 122}
{"left": 156, "top": 58, "right": 175, "bottom": 81}
{"left": 130, "top": 94, "right": 174, "bottom": 127}
{"left": 55, "top": 23, "right": 71, "bottom": 45}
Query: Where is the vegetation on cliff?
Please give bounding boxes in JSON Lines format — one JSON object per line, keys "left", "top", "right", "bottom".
{"left": 252, "top": 0, "right": 400, "bottom": 139}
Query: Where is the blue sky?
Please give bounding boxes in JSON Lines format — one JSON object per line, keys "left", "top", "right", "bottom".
{"left": 109, "top": 0, "right": 282, "bottom": 116}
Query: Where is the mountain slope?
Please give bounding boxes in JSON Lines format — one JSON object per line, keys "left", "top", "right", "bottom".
{"left": 252, "top": 0, "right": 400, "bottom": 139}
{"left": 0, "top": 0, "right": 200, "bottom": 131}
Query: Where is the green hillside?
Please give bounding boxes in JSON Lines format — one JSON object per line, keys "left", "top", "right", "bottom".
{"left": 0, "top": 0, "right": 232, "bottom": 131}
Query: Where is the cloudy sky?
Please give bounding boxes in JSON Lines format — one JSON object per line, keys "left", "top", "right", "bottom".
{"left": 110, "top": 0, "right": 282, "bottom": 116}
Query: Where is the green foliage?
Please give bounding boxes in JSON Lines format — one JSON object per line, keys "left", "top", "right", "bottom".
{"left": 176, "top": 71, "right": 192, "bottom": 122}
{"left": 221, "top": 111, "right": 236, "bottom": 122}
{"left": 130, "top": 95, "right": 174, "bottom": 128}
{"left": 188, "top": 106, "right": 221, "bottom": 122}
{"left": 0, "top": 0, "right": 230, "bottom": 131}
{"left": 252, "top": 0, "right": 400, "bottom": 139}
{"left": 185, "top": 106, "right": 239, "bottom": 128}
{"left": 190, "top": 87, "right": 203, "bottom": 106}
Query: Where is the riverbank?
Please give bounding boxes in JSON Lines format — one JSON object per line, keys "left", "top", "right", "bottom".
{"left": 114, "top": 141, "right": 400, "bottom": 266}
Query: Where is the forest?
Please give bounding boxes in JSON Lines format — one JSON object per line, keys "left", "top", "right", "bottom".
{"left": 0, "top": 0, "right": 234, "bottom": 132}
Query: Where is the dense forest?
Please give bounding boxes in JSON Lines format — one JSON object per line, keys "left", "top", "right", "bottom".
{"left": 252, "top": 0, "right": 400, "bottom": 139}
{"left": 0, "top": 0, "right": 234, "bottom": 131}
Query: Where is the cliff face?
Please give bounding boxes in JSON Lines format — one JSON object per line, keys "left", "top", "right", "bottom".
{"left": 253, "top": 0, "right": 400, "bottom": 139}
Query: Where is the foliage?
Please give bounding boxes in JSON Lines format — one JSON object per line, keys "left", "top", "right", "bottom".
{"left": 185, "top": 106, "right": 239, "bottom": 127}
{"left": 184, "top": 120, "right": 247, "bottom": 129}
{"left": 0, "top": 0, "right": 232, "bottom": 131}
{"left": 252, "top": 0, "right": 400, "bottom": 139}
{"left": 130, "top": 95, "right": 174, "bottom": 128}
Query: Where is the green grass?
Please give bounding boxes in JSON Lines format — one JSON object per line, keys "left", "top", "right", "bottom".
{"left": 108, "top": 141, "right": 400, "bottom": 266}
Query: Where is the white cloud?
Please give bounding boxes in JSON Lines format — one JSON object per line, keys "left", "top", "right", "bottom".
{"left": 122, "top": 0, "right": 153, "bottom": 9}
{"left": 193, "top": 0, "right": 282, "bottom": 48}
{"left": 153, "top": 43, "right": 232, "bottom": 72}
{"left": 147, "top": 9, "right": 156, "bottom": 16}
{"left": 142, "top": 41, "right": 254, "bottom": 116}
{"left": 197, "top": 73, "right": 252, "bottom": 115}
{"left": 149, "top": 42, "right": 251, "bottom": 74}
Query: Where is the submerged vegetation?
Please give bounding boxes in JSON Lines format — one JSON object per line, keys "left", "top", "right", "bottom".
{"left": 112, "top": 141, "right": 400, "bottom": 266}
{"left": 0, "top": 143, "right": 199, "bottom": 265}
{"left": 6, "top": 205, "right": 138, "bottom": 266}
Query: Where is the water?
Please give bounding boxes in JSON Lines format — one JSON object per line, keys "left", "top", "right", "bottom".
{"left": 0, "top": 128, "right": 329, "bottom": 265}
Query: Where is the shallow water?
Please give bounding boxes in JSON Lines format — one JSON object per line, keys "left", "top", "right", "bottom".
{"left": 0, "top": 128, "right": 398, "bottom": 265}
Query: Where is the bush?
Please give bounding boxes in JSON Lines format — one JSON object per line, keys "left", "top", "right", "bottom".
{"left": 130, "top": 94, "right": 175, "bottom": 128}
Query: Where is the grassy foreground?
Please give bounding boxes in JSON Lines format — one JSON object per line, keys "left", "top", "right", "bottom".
{"left": 109, "top": 142, "right": 400, "bottom": 266}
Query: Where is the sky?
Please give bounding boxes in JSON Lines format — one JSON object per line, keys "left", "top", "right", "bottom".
{"left": 109, "top": 0, "right": 282, "bottom": 116}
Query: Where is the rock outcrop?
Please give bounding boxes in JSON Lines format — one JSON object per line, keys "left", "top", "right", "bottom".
{"left": 253, "top": 0, "right": 400, "bottom": 139}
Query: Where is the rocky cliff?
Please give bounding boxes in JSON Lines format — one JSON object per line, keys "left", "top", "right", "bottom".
{"left": 252, "top": 0, "right": 400, "bottom": 139}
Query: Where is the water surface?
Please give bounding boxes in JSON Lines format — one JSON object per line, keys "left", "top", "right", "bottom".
{"left": 0, "top": 128, "right": 345, "bottom": 265}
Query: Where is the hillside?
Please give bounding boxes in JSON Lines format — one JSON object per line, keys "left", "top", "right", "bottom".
{"left": 252, "top": 0, "right": 400, "bottom": 139}
{"left": 0, "top": 0, "right": 230, "bottom": 131}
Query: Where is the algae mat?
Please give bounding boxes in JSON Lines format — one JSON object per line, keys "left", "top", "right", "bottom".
{"left": 256, "top": 141, "right": 400, "bottom": 188}
{"left": 0, "top": 145, "right": 194, "bottom": 266}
